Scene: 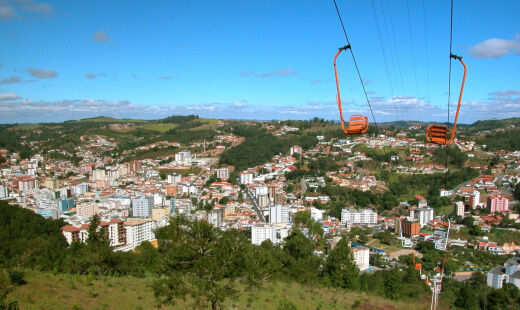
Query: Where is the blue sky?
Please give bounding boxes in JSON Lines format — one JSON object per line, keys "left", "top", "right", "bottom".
{"left": 0, "top": 0, "right": 519, "bottom": 123}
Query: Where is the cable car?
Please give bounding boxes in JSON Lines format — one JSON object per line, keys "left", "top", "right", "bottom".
{"left": 426, "top": 54, "right": 467, "bottom": 145}
{"left": 334, "top": 45, "right": 369, "bottom": 134}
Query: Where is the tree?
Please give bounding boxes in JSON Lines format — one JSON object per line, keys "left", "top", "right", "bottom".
{"left": 454, "top": 284, "right": 479, "bottom": 310}
{"left": 514, "top": 183, "right": 520, "bottom": 200}
{"left": 293, "top": 210, "right": 323, "bottom": 240}
{"left": 281, "top": 229, "right": 321, "bottom": 283}
{"left": 153, "top": 215, "right": 258, "bottom": 310}
{"left": 469, "top": 225, "right": 482, "bottom": 236}
{"left": 323, "top": 237, "right": 359, "bottom": 289}
{"left": 461, "top": 216, "right": 475, "bottom": 227}
{"left": 218, "top": 196, "right": 229, "bottom": 205}
{"left": 383, "top": 267, "right": 403, "bottom": 300}
{"left": 65, "top": 215, "right": 116, "bottom": 277}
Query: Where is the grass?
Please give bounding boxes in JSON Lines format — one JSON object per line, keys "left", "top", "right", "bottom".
{"left": 139, "top": 123, "right": 179, "bottom": 133}
{"left": 7, "top": 270, "right": 439, "bottom": 310}
{"left": 437, "top": 204, "right": 454, "bottom": 216}
{"left": 10, "top": 124, "right": 42, "bottom": 131}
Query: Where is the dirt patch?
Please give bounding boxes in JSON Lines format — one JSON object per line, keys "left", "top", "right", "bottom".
{"left": 388, "top": 249, "right": 423, "bottom": 259}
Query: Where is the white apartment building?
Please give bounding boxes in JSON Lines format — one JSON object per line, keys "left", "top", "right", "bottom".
{"left": 487, "top": 258, "right": 520, "bottom": 289}
{"left": 216, "top": 168, "right": 229, "bottom": 180}
{"left": 173, "top": 198, "right": 193, "bottom": 214}
{"left": 76, "top": 202, "right": 99, "bottom": 217}
{"left": 73, "top": 183, "right": 90, "bottom": 196}
{"left": 470, "top": 190, "right": 480, "bottom": 209}
{"left": 106, "top": 219, "right": 126, "bottom": 247}
{"left": 251, "top": 223, "right": 277, "bottom": 245}
{"left": 175, "top": 151, "right": 191, "bottom": 164}
{"left": 124, "top": 219, "right": 156, "bottom": 246}
{"left": 257, "top": 193, "right": 269, "bottom": 209}
{"left": 208, "top": 208, "right": 223, "bottom": 227}
{"left": 255, "top": 186, "right": 268, "bottom": 197}
{"left": 415, "top": 207, "right": 434, "bottom": 227}
{"left": 18, "top": 177, "right": 38, "bottom": 192}
{"left": 269, "top": 204, "right": 290, "bottom": 223}
{"left": 310, "top": 207, "right": 324, "bottom": 221}
{"left": 132, "top": 196, "right": 154, "bottom": 218}
{"left": 61, "top": 219, "right": 126, "bottom": 247}
{"left": 351, "top": 245, "right": 370, "bottom": 271}
{"left": 92, "top": 169, "right": 106, "bottom": 181}
{"left": 0, "top": 184, "right": 8, "bottom": 198}
{"left": 454, "top": 201, "right": 465, "bottom": 217}
{"left": 239, "top": 172, "right": 254, "bottom": 184}
{"left": 167, "top": 174, "right": 182, "bottom": 183}
{"left": 290, "top": 145, "right": 303, "bottom": 156}
{"left": 341, "top": 209, "right": 377, "bottom": 226}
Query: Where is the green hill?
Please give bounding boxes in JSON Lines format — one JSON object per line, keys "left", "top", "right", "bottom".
{"left": 7, "top": 270, "right": 436, "bottom": 310}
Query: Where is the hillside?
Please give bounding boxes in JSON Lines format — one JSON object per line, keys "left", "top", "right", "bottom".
{"left": 7, "top": 270, "right": 439, "bottom": 310}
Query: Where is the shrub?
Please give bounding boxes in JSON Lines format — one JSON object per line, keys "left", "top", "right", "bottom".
{"left": 8, "top": 271, "right": 25, "bottom": 286}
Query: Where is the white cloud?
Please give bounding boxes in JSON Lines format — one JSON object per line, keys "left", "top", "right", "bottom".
{"left": 4, "top": 91, "right": 520, "bottom": 124}
{"left": 156, "top": 76, "right": 171, "bottom": 81}
{"left": 0, "top": 4, "right": 17, "bottom": 20}
{"left": 489, "top": 90, "right": 520, "bottom": 96}
{"left": 0, "top": 93, "right": 21, "bottom": 101}
{"left": 85, "top": 73, "right": 106, "bottom": 79}
{"left": 1, "top": 1, "right": 52, "bottom": 20}
{"left": 92, "top": 31, "right": 110, "bottom": 43}
{"left": 240, "top": 68, "right": 299, "bottom": 78}
{"left": 462, "top": 90, "right": 520, "bottom": 115}
{"left": 28, "top": 67, "right": 58, "bottom": 78}
{"left": 18, "top": 0, "right": 52, "bottom": 14}
{"left": 306, "top": 100, "right": 338, "bottom": 106}
{"left": 0, "top": 76, "right": 21, "bottom": 85}
{"left": 467, "top": 35, "right": 520, "bottom": 59}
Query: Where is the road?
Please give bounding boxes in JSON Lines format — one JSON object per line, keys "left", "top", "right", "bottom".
{"left": 246, "top": 188, "right": 266, "bottom": 222}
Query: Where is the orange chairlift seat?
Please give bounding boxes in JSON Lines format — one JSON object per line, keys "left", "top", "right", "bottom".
{"left": 412, "top": 251, "right": 422, "bottom": 271}
{"left": 334, "top": 45, "right": 369, "bottom": 135}
{"left": 426, "top": 54, "right": 467, "bottom": 145}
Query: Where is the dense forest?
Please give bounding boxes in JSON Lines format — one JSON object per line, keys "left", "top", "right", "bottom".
{"left": 219, "top": 125, "right": 318, "bottom": 171}
{"left": 476, "top": 128, "right": 520, "bottom": 151}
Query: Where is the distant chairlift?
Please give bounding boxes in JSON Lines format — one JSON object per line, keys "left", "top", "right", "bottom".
{"left": 334, "top": 45, "right": 369, "bottom": 135}
{"left": 425, "top": 54, "right": 467, "bottom": 145}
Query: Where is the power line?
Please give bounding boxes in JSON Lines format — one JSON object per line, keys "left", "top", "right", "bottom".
{"left": 447, "top": 0, "right": 454, "bottom": 127}
{"left": 332, "top": 0, "right": 379, "bottom": 133}
{"left": 406, "top": 0, "right": 420, "bottom": 98}
{"left": 370, "top": 0, "right": 397, "bottom": 119}
{"left": 422, "top": 0, "right": 431, "bottom": 122}
{"left": 384, "top": 0, "right": 406, "bottom": 121}
{"left": 381, "top": 0, "right": 406, "bottom": 122}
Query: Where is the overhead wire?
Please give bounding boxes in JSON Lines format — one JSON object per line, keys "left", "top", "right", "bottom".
{"left": 406, "top": 0, "right": 420, "bottom": 120}
{"left": 332, "top": 0, "right": 379, "bottom": 135}
{"left": 442, "top": 0, "right": 456, "bottom": 188}
{"left": 370, "top": 0, "right": 398, "bottom": 120}
{"left": 381, "top": 0, "right": 406, "bottom": 122}
{"left": 333, "top": 0, "right": 399, "bottom": 184}
{"left": 422, "top": 0, "right": 432, "bottom": 122}
{"left": 447, "top": 0, "right": 454, "bottom": 128}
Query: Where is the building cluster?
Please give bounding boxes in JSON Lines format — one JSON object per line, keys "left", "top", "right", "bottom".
{"left": 2, "top": 121, "right": 520, "bottom": 275}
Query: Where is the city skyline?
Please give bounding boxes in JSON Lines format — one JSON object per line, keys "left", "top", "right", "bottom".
{"left": 1, "top": 0, "right": 519, "bottom": 123}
